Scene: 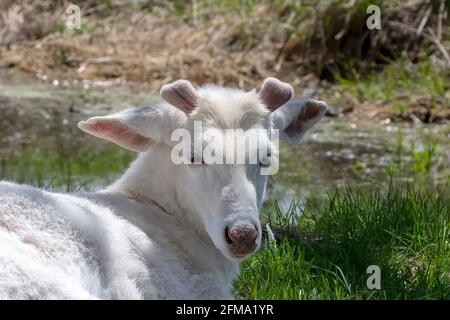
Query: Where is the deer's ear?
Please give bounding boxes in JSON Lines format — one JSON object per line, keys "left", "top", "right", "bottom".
{"left": 271, "top": 99, "right": 327, "bottom": 145}
{"left": 78, "top": 116, "right": 151, "bottom": 152}
{"left": 78, "top": 106, "right": 187, "bottom": 152}
{"left": 160, "top": 79, "right": 199, "bottom": 114}
{"left": 257, "top": 77, "right": 294, "bottom": 111}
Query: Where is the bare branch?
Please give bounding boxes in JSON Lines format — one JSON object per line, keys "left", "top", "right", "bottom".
{"left": 437, "top": 0, "right": 445, "bottom": 40}
{"left": 416, "top": 5, "right": 432, "bottom": 36}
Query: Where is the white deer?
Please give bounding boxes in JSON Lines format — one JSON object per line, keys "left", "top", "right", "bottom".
{"left": 0, "top": 77, "right": 327, "bottom": 299}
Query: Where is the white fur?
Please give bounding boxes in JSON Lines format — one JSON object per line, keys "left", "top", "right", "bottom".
{"left": 0, "top": 84, "right": 326, "bottom": 300}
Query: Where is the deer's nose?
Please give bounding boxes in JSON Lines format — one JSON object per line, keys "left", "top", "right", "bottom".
{"left": 225, "top": 224, "right": 258, "bottom": 256}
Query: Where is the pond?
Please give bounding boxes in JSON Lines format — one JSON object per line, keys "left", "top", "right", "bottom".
{"left": 1, "top": 69, "right": 449, "bottom": 210}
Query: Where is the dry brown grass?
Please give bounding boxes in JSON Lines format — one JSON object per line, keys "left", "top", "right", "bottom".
{"left": 1, "top": 3, "right": 288, "bottom": 89}
{"left": 0, "top": 0, "right": 65, "bottom": 46}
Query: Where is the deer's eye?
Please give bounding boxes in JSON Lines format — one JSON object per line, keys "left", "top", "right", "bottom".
{"left": 191, "top": 154, "right": 205, "bottom": 165}
{"left": 258, "top": 158, "right": 271, "bottom": 167}
{"left": 258, "top": 160, "right": 270, "bottom": 167}
{"left": 259, "top": 152, "right": 272, "bottom": 167}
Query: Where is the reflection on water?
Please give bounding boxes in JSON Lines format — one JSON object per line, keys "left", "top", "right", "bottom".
{"left": 1, "top": 71, "right": 449, "bottom": 206}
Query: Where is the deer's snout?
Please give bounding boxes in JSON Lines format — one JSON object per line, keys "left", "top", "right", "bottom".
{"left": 225, "top": 224, "right": 258, "bottom": 257}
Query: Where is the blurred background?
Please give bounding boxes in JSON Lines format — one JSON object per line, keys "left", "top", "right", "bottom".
{"left": 0, "top": 0, "right": 449, "bottom": 299}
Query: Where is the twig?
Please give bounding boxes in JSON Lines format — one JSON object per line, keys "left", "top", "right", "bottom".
{"left": 416, "top": 5, "right": 432, "bottom": 36}
{"left": 77, "top": 56, "right": 123, "bottom": 74}
{"left": 426, "top": 27, "right": 450, "bottom": 67}
{"left": 437, "top": 0, "right": 445, "bottom": 40}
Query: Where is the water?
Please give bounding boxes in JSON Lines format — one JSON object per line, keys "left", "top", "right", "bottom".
{"left": 1, "top": 70, "right": 449, "bottom": 205}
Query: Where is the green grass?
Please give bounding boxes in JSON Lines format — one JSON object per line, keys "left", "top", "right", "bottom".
{"left": 235, "top": 181, "right": 450, "bottom": 299}
{"left": 0, "top": 145, "right": 134, "bottom": 192}
{"left": 333, "top": 57, "right": 449, "bottom": 105}
{"left": 391, "top": 127, "right": 450, "bottom": 185}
